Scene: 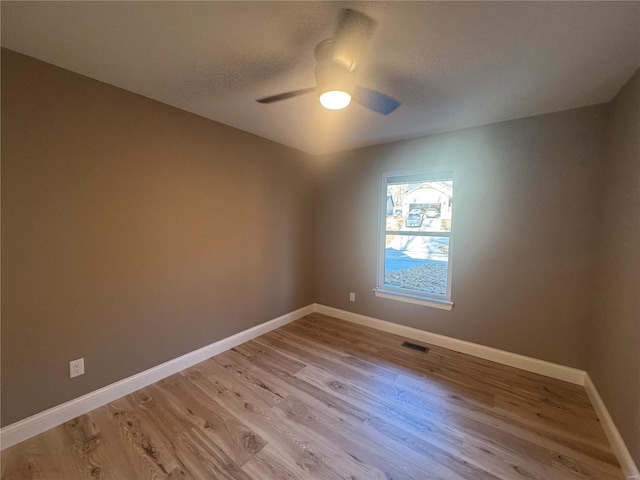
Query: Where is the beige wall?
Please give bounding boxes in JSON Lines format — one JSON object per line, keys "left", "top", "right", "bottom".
{"left": 589, "top": 68, "right": 640, "bottom": 466}
{"left": 1, "top": 49, "right": 315, "bottom": 426}
{"left": 314, "top": 105, "right": 606, "bottom": 369}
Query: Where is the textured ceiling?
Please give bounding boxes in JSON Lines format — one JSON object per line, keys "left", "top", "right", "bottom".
{"left": 2, "top": 1, "right": 639, "bottom": 155}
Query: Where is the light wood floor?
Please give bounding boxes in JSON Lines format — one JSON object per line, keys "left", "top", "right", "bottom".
{"left": 1, "top": 313, "right": 624, "bottom": 479}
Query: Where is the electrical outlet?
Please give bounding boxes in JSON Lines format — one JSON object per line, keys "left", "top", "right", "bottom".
{"left": 349, "top": 292, "right": 356, "bottom": 302}
{"left": 69, "top": 358, "right": 84, "bottom": 378}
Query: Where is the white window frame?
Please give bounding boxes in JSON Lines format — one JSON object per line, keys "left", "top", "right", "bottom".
{"left": 374, "top": 170, "right": 455, "bottom": 311}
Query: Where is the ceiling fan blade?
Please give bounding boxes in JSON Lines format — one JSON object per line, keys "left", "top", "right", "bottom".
{"left": 353, "top": 87, "right": 400, "bottom": 115}
{"left": 332, "top": 9, "right": 377, "bottom": 71}
{"left": 256, "top": 87, "right": 316, "bottom": 104}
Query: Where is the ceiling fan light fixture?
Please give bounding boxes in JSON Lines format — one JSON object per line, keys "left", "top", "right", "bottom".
{"left": 315, "top": 60, "right": 355, "bottom": 111}
{"left": 319, "top": 90, "right": 352, "bottom": 110}
{"left": 255, "top": 10, "right": 399, "bottom": 115}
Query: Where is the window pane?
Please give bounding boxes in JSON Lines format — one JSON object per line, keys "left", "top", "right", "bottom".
{"left": 384, "top": 235, "right": 449, "bottom": 296}
{"left": 386, "top": 180, "right": 453, "bottom": 233}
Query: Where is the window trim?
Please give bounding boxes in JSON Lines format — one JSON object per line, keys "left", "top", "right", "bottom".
{"left": 375, "top": 169, "right": 455, "bottom": 310}
{"left": 372, "top": 288, "right": 454, "bottom": 310}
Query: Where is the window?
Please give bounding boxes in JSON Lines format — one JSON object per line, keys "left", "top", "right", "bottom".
{"left": 374, "top": 171, "right": 454, "bottom": 310}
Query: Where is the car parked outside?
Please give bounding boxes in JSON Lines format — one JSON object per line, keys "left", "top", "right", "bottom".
{"left": 405, "top": 209, "right": 424, "bottom": 227}
{"left": 425, "top": 207, "right": 439, "bottom": 218}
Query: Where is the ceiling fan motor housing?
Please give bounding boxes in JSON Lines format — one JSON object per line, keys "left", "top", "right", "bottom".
{"left": 314, "top": 38, "right": 357, "bottom": 98}
{"left": 315, "top": 61, "right": 356, "bottom": 98}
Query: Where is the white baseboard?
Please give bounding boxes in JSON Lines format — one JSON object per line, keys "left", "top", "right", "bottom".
{"left": 584, "top": 374, "right": 640, "bottom": 480}
{"left": 0, "top": 304, "right": 314, "bottom": 451}
{"left": 313, "top": 304, "right": 586, "bottom": 385}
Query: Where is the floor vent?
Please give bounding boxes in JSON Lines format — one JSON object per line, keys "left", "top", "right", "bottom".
{"left": 401, "top": 341, "right": 429, "bottom": 353}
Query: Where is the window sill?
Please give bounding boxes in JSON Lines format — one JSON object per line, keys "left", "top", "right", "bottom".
{"left": 373, "top": 288, "right": 454, "bottom": 311}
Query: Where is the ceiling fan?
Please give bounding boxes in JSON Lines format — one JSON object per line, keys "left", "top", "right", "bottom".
{"left": 256, "top": 8, "right": 400, "bottom": 115}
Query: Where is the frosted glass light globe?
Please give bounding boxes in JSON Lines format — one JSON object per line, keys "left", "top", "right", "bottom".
{"left": 319, "top": 90, "right": 351, "bottom": 110}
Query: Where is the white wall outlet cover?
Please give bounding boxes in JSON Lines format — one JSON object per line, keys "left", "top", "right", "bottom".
{"left": 349, "top": 292, "right": 356, "bottom": 301}
{"left": 69, "top": 358, "right": 84, "bottom": 378}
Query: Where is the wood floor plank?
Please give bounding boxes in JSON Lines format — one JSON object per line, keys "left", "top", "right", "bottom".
{"left": 261, "top": 328, "right": 401, "bottom": 383}
{"left": 460, "top": 434, "right": 620, "bottom": 480}
{"left": 299, "top": 313, "right": 588, "bottom": 403}
{"left": 241, "top": 444, "right": 316, "bottom": 480}
{"left": 179, "top": 358, "right": 381, "bottom": 479}
{"left": 294, "top": 316, "right": 617, "bottom": 460}
{"left": 219, "top": 343, "right": 500, "bottom": 479}
{"left": 88, "top": 404, "right": 172, "bottom": 480}
{"left": 273, "top": 394, "right": 463, "bottom": 480}
{"left": 297, "top": 314, "right": 590, "bottom": 404}
{"left": 293, "top": 334, "right": 618, "bottom": 469}
{"left": 292, "top": 364, "right": 503, "bottom": 479}
{"left": 202, "top": 344, "right": 481, "bottom": 479}
{"left": 154, "top": 375, "right": 267, "bottom": 466}
{"left": 62, "top": 412, "right": 143, "bottom": 480}
{"left": 1, "top": 313, "right": 624, "bottom": 480}
{"left": 1, "top": 427, "right": 85, "bottom": 480}
{"left": 108, "top": 395, "right": 195, "bottom": 479}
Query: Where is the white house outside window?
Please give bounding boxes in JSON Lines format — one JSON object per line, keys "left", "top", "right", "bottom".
{"left": 374, "top": 171, "right": 454, "bottom": 310}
